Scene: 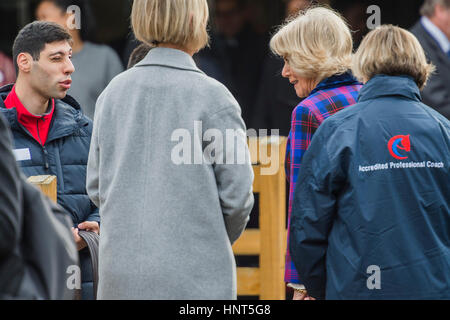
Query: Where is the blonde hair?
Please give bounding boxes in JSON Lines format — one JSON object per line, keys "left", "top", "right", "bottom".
{"left": 131, "top": 0, "right": 209, "bottom": 52}
{"left": 352, "top": 25, "right": 435, "bottom": 90}
{"left": 270, "top": 6, "right": 353, "bottom": 81}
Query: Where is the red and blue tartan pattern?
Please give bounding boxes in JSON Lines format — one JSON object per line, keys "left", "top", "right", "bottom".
{"left": 285, "top": 73, "right": 362, "bottom": 284}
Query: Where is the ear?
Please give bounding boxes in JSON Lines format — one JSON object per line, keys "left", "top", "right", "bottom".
{"left": 16, "top": 52, "right": 33, "bottom": 73}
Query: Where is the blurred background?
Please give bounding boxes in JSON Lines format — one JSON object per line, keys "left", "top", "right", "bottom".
{"left": 0, "top": 0, "right": 425, "bottom": 134}
{"left": 0, "top": 0, "right": 425, "bottom": 58}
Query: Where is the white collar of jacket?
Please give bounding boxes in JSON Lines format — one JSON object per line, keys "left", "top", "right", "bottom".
{"left": 134, "top": 47, "right": 205, "bottom": 75}
{"left": 421, "top": 16, "right": 450, "bottom": 54}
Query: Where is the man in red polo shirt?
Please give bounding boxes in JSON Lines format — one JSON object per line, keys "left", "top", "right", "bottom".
{"left": 0, "top": 21, "right": 99, "bottom": 300}
{"left": 3, "top": 25, "right": 72, "bottom": 146}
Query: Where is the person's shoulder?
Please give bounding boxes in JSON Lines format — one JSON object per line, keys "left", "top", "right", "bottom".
{"left": 331, "top": 98, "right": 367, "bottom": 121}
{"left": 201, "top": 74, "right": 240, "bottom": 105}
{"left": 185, "top": 72, "right": 242, "bottom": 119}
{"left": 92, "top": 67, "right": 142, "bottom": 112}
{"left": 418, "top": 102, "right": 450, "bottom": 128}
{"left": 56, "top": 96, "right": 92, "bottom": 127}
{"left": 291, "top": 90, "right": 337, "bottom": 118}
{"left": 312, "top": 82, "right": 361, "bottom": 104}
{"left": 99, "top": 66, "right": 131, "bottom": 90}
{"left": 102, "top": 62, "right": 238, "bottom": 113}
{"left": 299, "top": 83, "right": 360, "bottom": 114}
{"left": 161, "top": 64, "right": 236, "bottom": 104}
{"left": 196, "top": 72, "right": 229, "bottom": 92}
{"left": 317, "top": 99, "right": 367, "bottom": 135}
{"left": 409, "top": 20, "right": 423, "bottom": 34}
{"left": 293, "top": 93, "right": 322, "bottom": 112}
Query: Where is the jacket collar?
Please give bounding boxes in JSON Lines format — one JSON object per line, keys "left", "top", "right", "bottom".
{"left": 421, "top": 16, "right": 450, "bottom": 55}
{"left": 310, "top": 71, "right": 360, "bottom": 95}
{"left": 0, "top": 84, "right": 89, "bottom": 143}
{"left": 358, "top": 75, "right": 422, "bottom": 103}
{"left": 134, "top": 47, "right": 205, "bottom": 75}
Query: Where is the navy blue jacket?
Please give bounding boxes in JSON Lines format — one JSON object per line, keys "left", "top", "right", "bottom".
{"left": 290, "top": 75, "right": 450, "bottom": 299}
{"left": 0, "top": 85, "right": 97, "bottom": 298}
{"left": 0, "top": 84, "right": 99, "bottom": 226}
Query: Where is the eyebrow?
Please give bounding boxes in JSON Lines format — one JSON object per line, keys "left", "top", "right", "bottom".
{"left": 48, "top": 50, "right": 72, "bottom": 57}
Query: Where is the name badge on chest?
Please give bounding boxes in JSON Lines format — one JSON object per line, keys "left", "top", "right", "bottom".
{"left": 13, "top": 148, "right": 31, "bottom": 161}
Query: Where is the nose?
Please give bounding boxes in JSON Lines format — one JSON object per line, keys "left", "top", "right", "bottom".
{"left": 281, "top": 61, "right": 290, "bottom": 78}
{"left": 64, "top": 58, "right": 75, "bottom": 75}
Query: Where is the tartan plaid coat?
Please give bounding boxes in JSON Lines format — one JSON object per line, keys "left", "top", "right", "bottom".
{"left": 285, "top": 72, "right": 362, "bottom": 284}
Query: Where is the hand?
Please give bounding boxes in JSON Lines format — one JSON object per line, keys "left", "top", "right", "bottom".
{"left": 292, "top": 290, "right": 307, "bottom": 300}
{"left": 304, "top": 296, "right": 316, "bottom": 300}
{"left": 77, "top": 221, "right": 100, "bottom": 235}
{"left": 71, "top": 227, "right": 87, "bottom": 251}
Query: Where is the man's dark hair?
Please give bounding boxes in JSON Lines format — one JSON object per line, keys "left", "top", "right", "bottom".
{"left": 37, "top": 0, "right": 96, "bottom": 41}
{"left": 127, "top": 43, "right": 153, "bottom": 69}
{"left": 12, "top": 21, "right": 72, "bottom": 74}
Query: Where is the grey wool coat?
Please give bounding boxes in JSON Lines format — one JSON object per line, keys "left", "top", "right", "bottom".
{"left": 86, "top": 47, "right": 254, "bottom": 300}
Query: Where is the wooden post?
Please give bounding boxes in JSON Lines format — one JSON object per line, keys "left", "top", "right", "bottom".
{"left": 27, "top": 175, "right": 57, "bottom": 203}
{"left": 233, "top": 136, "right": 287, "bottom": 300}
{"left": 258, "top": 136, "right": 287, "bottom": 300}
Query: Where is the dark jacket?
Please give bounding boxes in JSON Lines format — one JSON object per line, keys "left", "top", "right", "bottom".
{"left": 290, "top": 75, "right": 450, "bottom": 299}
{"left": 411, "top": 21, "right": 450, "bottom": 119}
{"left": 0, "top": 112, "right": 78, "bottom": 299}
{"left": 0, "top": 84, "right": 98, "bottom": 297}
{"left": 0, "top": 84, "right": 99, "bottom": 226}
{"left": 0, "top": 112, "right": 24, "bottom": 296}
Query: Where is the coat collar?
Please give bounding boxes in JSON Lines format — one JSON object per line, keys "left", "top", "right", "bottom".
{"left": 358, "top": 75, "right": 422, "bottom": 103}
{"left": 310, "top": 71, "right": 360, "bottom": 95}
{"left": 0, "top": 84, "right": 89, "bottom": 143}
{"left": 134, "top": 47, "right": 205, "bottom": 75}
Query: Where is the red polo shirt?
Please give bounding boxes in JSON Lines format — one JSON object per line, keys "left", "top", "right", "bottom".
{"left": 4, "top": 85, "right": 55, "bottom": 145}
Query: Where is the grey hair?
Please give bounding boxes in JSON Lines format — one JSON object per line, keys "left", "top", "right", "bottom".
{"left": 420, "top": 0, "right": 450, "bottom": 17}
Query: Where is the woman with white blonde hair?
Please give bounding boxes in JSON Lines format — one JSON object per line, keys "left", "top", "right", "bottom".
{"left": 269, "top": 6, "right": 362, "bottom": 300}
{"left": 289, "top": 25, "right": 450, "bottom": 299}
{"left": 86, "top": 0, "right": 254, "bottom": 299}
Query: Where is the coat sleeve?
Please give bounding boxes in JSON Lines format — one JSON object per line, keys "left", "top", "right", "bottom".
{"left": 285, "top": 105, "right": 320, "bottom": 284}
{"left": 203, "top": 107, "right": 254, "bottom": 245}
{"left": 86, "top": 202, "right": 100, "bottom": 224}
{"left": 0, "top": 114, "right": 22, "bottom": 259}
{"left": 289, "top": 123, "right": 342, "bottom": 299}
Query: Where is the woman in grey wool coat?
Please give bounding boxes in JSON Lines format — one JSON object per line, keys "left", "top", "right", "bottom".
{"left": 86, "top": 0, "right": 254, "bottom": 300}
